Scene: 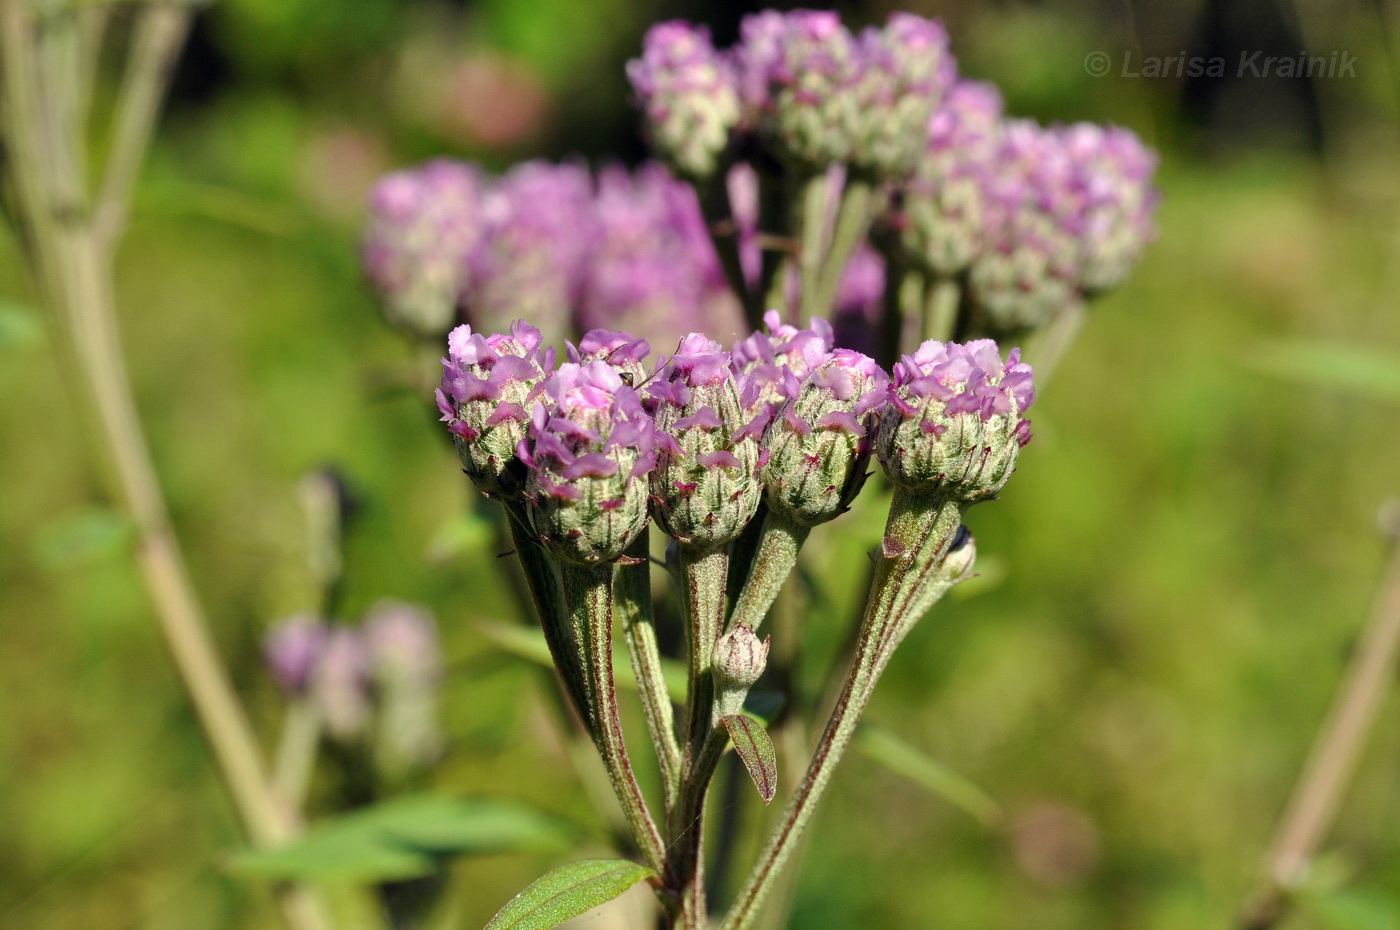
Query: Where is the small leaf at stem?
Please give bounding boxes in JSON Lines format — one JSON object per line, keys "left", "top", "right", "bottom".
{"left": 483, "top": 858, "right": 654, "bottom": 930}
{"left": 722, "top": 714, "right": 778, "bottom": 804}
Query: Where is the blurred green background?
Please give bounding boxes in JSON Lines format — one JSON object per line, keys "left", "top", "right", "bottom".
{"left": 2, "top": 0, "right": 1400, "bottom": 928}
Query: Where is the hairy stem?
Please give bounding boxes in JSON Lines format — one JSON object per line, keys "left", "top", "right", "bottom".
{"left": 619, "top": 533, "right": 682, "bottom": 802}
{"left": 667, "top": 546, "right": 732, "bottom": 928}
{"left": 720, "top": 492, "right": 963, "bottom": 930}
{"left": 504, "top": 508, "right": 595, "bottom": 734}
{"left": 1240, "top": 541, "right": 1400, "bottom": 929}
{"left": 727, "top": 511, "right": 809, "bottom": 635}
{"left": 561, "top": 563, "right": 668, "bottom": 877}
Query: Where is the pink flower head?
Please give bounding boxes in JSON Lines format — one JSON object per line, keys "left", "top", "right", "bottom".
{"left": 648, "top": 333, "right": 763, "bottom": 548}
{"left": 522, "top": 361, "right": 658, "bottom": 563}
{"left": 879, "top": 338, "right": 1035, "bottom": 500}
{"left": 628, "top": 22, "right": 742, "bottom": 179}
{"left": 264, "top": 613, "right": 328, "bottom": 696}
{"left": 438, "top": 320, "right": 553, "bottom": 499}
{"left": 362, "top": 160, "right": 482, "bottom": 336}
{"left": 763, "top": 347, "right": 889, "bottom": 525}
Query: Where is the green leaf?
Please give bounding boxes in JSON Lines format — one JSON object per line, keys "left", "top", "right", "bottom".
{"left": 1248, "top": 339, "right": 1400, "bottom": 404}
{"left": 476, "top": 621, "right": 687, "bottom": 702}
{"left": 425, "top": 509, "right": 496, "bottom": 564}
{"left": 721, "top": 714, "right": 777, "bottom": 804}
{"left": 857, "top": 725, "right": 1001, "bottom": 827}
{"left": 32, "top": 508, "right": 135, "bottom": 570}
{"left": 230, "top": 795, "right": 572, "bottom": 882}
{"left": 483, "top": 858, "right": 654, "bottom": 930}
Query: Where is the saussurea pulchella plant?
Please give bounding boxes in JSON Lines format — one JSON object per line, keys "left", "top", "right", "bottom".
{"left": 364, "top": 8, "right": 1158, "bottom": 928}
{"left": 437, "top": 319, "right": 1033, "bottom": 928}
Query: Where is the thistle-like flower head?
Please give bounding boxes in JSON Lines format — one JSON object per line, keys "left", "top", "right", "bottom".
{"left": 264, "top": 613, "right": 328, "bottom": 697}
{"left": 313, "top": 627, "right": 373, "bottom": 742}
{"left": 967, "top": 120, "right": 1085, "bottom": 332}
{"left": 364, "top": 601, "right": 443, "bottom": 773}
{"left": 851, "top": 14, "right": 955, "bottom": 178}
{"left": 578, "top": 164, "right": 741, "bottom": 346}
{"left": 765, "top": 348, "right": 888, "bottom": 526}
{"left": 438, "top": 320, "right": 553, "bottom": 500}
{"left": 648, "top": 334, "right": 764, "bottom": 549}
{"left": 896, "top": 80, "right": 1004, "bottom": 277}
{"left": 628, "top": 22, "right": 742, "bottom": 181}
{"left": 877, "top": 339, "right": 1034, "bottom": 502}
{"left": 522, "top": 361, "right": 657, "bottom": 564}
{"left": 1062, "top": 123, "right": 1159, "bottom": 295}
{"left": 568, "top": 329, "right": 652, "bottom": 385}
{"left": 731, "top": 310, "right": 834, "bottom": 420}
{"left": 362, "top": 160, "right": 482, "bottom": 337}
{"left": 468, "top": 161, "right": 593, "bottom": 343}
{"left": 739, "top": 9, "right": 862, "bottom": 168}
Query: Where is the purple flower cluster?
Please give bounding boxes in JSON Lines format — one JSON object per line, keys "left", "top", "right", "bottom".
{"left": 878, "top": 339, "right": 1035, "bottom": 501}
{"left": 363, "top": 160, "right": 483, "bottom": 337}
{"left": 364, "top": 160, "right": 741, "bottom": 348}
{"left": 264, "top": 603, "right": 443, "bottom": 764}
{"left": 630, "top": 10, "right": 955, "bottom": 177}
{"left": 627, "top": 23, "right": 742, "bottom": 180}
{"left": 442, "top": 318, "right": 1036, "bottom": 546}
{"left": 967, "top": 120, "right": 1158, "bottom": 330}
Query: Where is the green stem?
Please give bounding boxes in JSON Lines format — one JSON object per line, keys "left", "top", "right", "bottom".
{"left": 504, "top": 508, "right": 594, "bottom": 735}
{"left": 1027, "top": 298, "right": 1088, "bottom": 390}
{"left": 921, "top": 276, "right": 962, "bottom": 345}
{"left": 618, "top": 533, "right": 682, "bottom": 802}
{"left": 273, "top": 699, "right": 321, "bottom": 814}
{"left": 795, "top": 170, "right": 831, "bottom": 323}
{"left": 668, "top": 724, "right": 730, "bottom": 930}
{"left": 561, "top": 563, "right": 668, "bottom": 877}
{"left": 727, "top": 511, "right": 810, "bottom": 635}
{"left": 679, "top": 547, "right": 730, "bottom": 767}
{"left": 0, "top": 7, "right": 333, "bottom": 928}
{"left": 813, "top": 177, "right": 877, "bottom": 318}
{"left": 720, "top": 491, "right": 964, "bottom": 930}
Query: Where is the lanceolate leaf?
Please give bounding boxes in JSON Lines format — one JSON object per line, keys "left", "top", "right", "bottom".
{"left": 483, "top": 858, "right": 654, "bottom": 930}
{"left": 857, "top": 724, "right": 1001, "bottom": 827}
{"left": 1248, "top": 339, "right": 1400, "bottom": 404}
{"left": 230, "top": 795, "right": 572, "bottom": 882}
{"left": 722, "top": 714, "right": 777, "bottom": 804}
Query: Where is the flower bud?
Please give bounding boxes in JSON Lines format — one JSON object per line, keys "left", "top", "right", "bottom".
{"left": 878, "top": 339, "right": 1034, "bottom": 502}
{"left": 468, "top": 161, "right": 592, "bottom": 345}
{"left": 739, "top": 10, "right": 862, "bottom": 169}
{"left": 850, "top": 14, "right": 955, "bottom": 178}
{"left": 522, "top": 361, "right": 658, "bottom": 564}
{"left": 649, "top": 335, "right": 765, "bottom": 550}
{"left": 968, "top": 121, "right": 1082, "bottom": 332}
{"left": 731, "top": 310, "right": 834, "bottom": 420}
{"left": 567, "top": 329, "right": 652, "bottom": 385}
{"left": 264, "top": 613, "right": 328, "bottom": 697}
{"left": 628, "top": 23, "right": 742, "bottom": 181}
{"left": 1062, "top": 123, "right": 1159, "bottom": 295}
{"left": 362, "top": 160, "right": 482, "bottom": 337}
{"left": 438, "top": 321, "right": 553, "bottom": 500}
{"left": 714, "top": 626, "right": 771, "bottom": 691}
{"left": 894, "top": 81, "right": 1003, "bottom": 277}
{"left": 312, "top": 627, "right": 373, "bottom": 743}
{"left": 365, "top": 601, "right": 443, "bottom": 775}
{"left": 764, "top": 349, "right": 888, "bottom": 526}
